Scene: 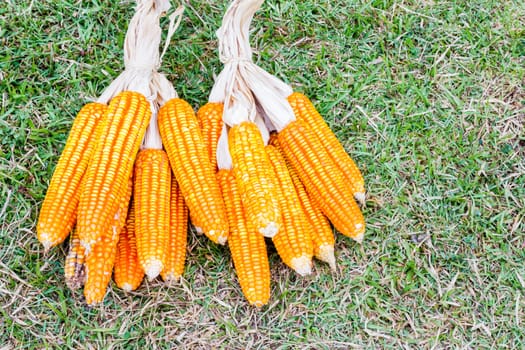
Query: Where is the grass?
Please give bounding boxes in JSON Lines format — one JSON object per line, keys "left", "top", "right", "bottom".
{"left": 1, "top": 0, "right": 524, "bottom": 348}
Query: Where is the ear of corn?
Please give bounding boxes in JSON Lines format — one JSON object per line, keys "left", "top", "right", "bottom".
{"left": 64, "top": 174, "right": 90, "bottom": 290}
{"left": 197, "top": 102, "right": 224, "bottom": 170}
{"left": 83, "top": 226, "right": 119, "bottom": 305}
{"left": 133, "top": 149, "right": 171, "bottom": 280}
{"left": 277, "top": 119, "right": 365, "bottom": 242}
{"left": 83, "top": 176, "right": 133, "bottom": 305}
{"left": 269, "top": 136, "right": 336, "bottom": 270}
{"left": 37, "top": 102, "right": 107, "bottom": 250}
{"left": 290, "top": 170, "right": 335, "bottom": 270}
{"left": 218, "top": 169, "right": 270, "bottom": 307}
{"left": 64, "top": 228, "right": 87, "bottom": 290}
{"left": 286, "top": 160, "right": 335, "bottom": 270}
{"left": 228, "top": 121, "right": 281, "bottom": 238}
{"left": 161, "top": 175, "right": 188, "bottom": 282}
{"left": 78, "top": 91, "right": 151, "bottom": 251}
{"left": 114, "top": 202, "right": 144, "bottom": 292}
{"left": 158, "top": 98, "right": 228, "bottom": 244}
{"left": 192, "top": 102, "right": 224, "bottom": 233}
{"left": 288, "top": 92, "right": 365, "bottom": 202}
{"left": 266, "top": 145, "right": 313, "bottom": 276}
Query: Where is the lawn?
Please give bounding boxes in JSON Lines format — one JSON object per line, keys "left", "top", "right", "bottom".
{"left": 1, "top": 0, "right": 524, "bottom": 348}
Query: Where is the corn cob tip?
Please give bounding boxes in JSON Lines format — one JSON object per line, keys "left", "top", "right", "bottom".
{"left": 66, "top": 272, "right": 86, "bottom": 290}
{"left": 38, "top": 231, "right": 66, "bottom": 251}
{"left": 259, "top": 222, "right": 279, "bottom": 238}
{"left": 290, "top": 255, "right": 313, "bottom": 276}
{"left": 250, "top": 299, "right": 268, "bottom": 308}
{"left": 208, "top": 229, "right": 228, "bottom": 245}
{"left": 353, "top": 231, "right": 365, "bottom": 244}
{"left": 66, "top": 263, "right": 86, "bottom": 290}
{"left": 217, "top": 235, "right": 228, "bottom": 245}
{"left": 84, "top": 292, "right": 104, "bottom": 306}
{"left": 120, "top": 283, "right": 134, "bottom": 292}
{"left": 317, "top": 244, "right": 336, "bottom": 271}
{"left": 162, "top": 272, "right": 181, "bottom": 283}
{"left": 144, "top": 260, "right": 164, "bottom": 281}
{"left": 66, "top": 279, "right": 83, "bottom": 291}
{"left": 354, "top": 192, "right": 366, "bottom": 207}
{"left": 38, "top": 234, "right": 53, "bottom": 252}
{"left": 193, "top": 225, "right": 203, "bottom": 234}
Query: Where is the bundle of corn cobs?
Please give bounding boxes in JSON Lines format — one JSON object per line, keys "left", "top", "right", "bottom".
{"left": 36, "top": 0, "right": 366, "bottom": 307}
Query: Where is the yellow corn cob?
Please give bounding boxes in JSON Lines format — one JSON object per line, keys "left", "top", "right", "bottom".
{"left": 133, "top": 149, "right": 171, "bottom": 280}
{"left": 161, "top": 175, "right": 188, "bottom": 282}
{"left": 83, "top": 227, "right": 119, "bottom": 305}
{"left": 266, "top": 145, "right": 313, "bottom": 275}
{"left": 218, "top": 169, "right": 270, "bottom": 307}
{"left": 291, "top": 171, "right": 335, "bottom": 270}
{"left": 78, "top": 91, "right": 151, "bottom": 251}
{"left": 158, "top": 98, "right": 228, "bottom": 244}
{"left": 269, "top": 136, "right": 335, "bottom": 269}
{"left": 228, "top": 121, "right": 281, "bottom": 238}
{"left": 84, "top": 176, "right": 133, "bottom": 305}
{"left": 64, "top": 228, "right": 86, "bottom": 290}
{"left": 114, "top": 202, "right": 144, "bottom": 291}
{"left": 187, "top": 103, "right": 214, "bottom": 232}
{"left": 278, "top": 119, "right": 365, "bottom": 242}
{"left": 37, "top": 102, "right": 106, "bottom": 250}
{"left": 192, "top": 102, "right": 223, "bottom": 233}
{"left": 197, "top": 102, "right": 224, "bottom": 170}
{"left": 288, "top": 92, "right": 365, "bottom": 202}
